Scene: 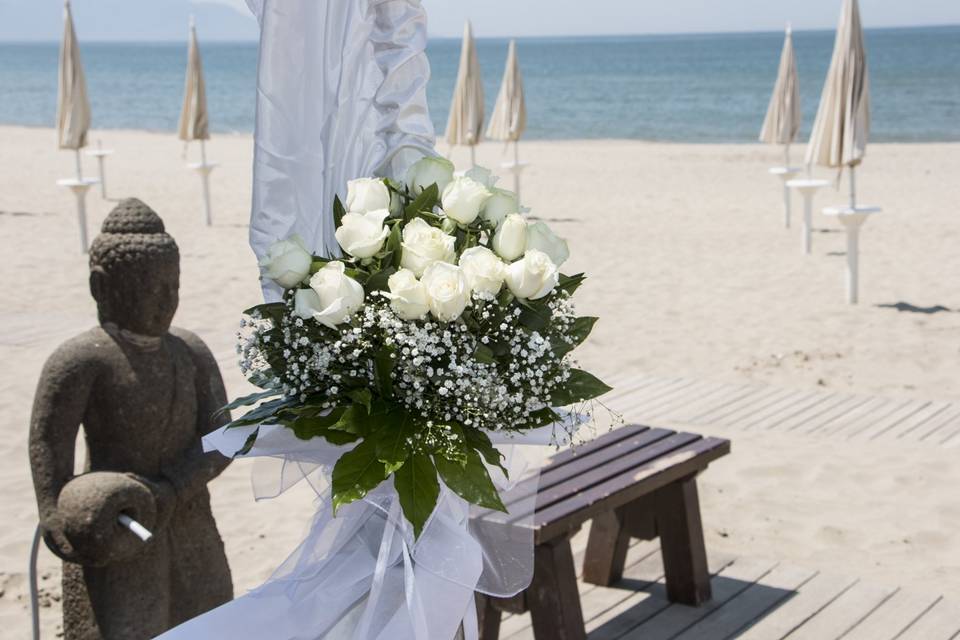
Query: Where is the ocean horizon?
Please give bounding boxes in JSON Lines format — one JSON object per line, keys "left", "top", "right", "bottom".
{"left": 1, "top": 25, "right": 958, "bottom": 142}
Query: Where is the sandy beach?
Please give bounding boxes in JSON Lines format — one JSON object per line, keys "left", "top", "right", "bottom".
{"left": 1, "top": 125, "right": 958, "bottom": 637}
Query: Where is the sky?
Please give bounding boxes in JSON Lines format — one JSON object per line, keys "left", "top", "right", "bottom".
{"left": 0, "top": 0, "right": 957, "bottom": 41}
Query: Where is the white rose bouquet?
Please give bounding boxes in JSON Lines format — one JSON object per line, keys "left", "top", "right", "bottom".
{"left": 227, "top": 158, "right": 611, "bottom": 536}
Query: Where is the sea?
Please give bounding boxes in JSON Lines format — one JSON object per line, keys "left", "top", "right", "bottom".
{"left": 1, "top": 26, "right": 958, "bottom": 142}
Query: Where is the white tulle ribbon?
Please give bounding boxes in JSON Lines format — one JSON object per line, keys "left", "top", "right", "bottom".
{"left": 154, "top": 419, "right": 587, "bottom": 640}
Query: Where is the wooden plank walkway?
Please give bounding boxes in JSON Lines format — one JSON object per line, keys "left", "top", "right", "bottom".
{"left": 600, "top": 374, "right": 960, "bottom": 448}
{"left": 500, "top": 538, "right": 960, "bottom": 640}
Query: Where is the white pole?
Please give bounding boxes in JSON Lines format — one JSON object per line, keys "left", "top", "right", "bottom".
{"left": 784, "top": 142, "right": 790, "bottom": 167}
{"left": 782, "top": 181, "right": 791, "bottom": 228}
{"left": 95, "top": 140, "right": 107, "bottom": 198}
{"left": 513, "top": 140, "right": 521, "bottom": 200}
{"left": 846, "top": 223, "right": 860, "bottom": 304}
{"left": 801, "top": 191, "right": 813, "bottom": 255}
{"left": 469, "top": 144, "right": 476, "bottom": 169}
{"left": 75, "top": 187, "right": 89, "bottom": 253}
{"left": 74, "top": 149, "right": 83, "bottom": 181}
{"left": 849, "top": 164, "right": 857, "bottom": 208}
{"left": 199, "top": 140, "right": 212, "bottom": 226}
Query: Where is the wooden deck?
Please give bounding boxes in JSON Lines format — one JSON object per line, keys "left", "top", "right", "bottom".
{"left": 598, "top": 374, "right": 960, "bottom": 448}
{"left": 498, "top": 538, "right": 960, "bottom": 640}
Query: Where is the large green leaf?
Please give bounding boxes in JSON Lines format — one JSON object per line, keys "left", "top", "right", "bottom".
{"left": 225, "top": 397, "right": 299, "bottom": 429}
{"left": 463, "top": 429, "right": 507, "bottom": 478}
{"left": 365, "top": 266, "right": 396, "bottom": 295}
{"left": 394, "top": 452, "right": 440, "bottom": 538}
{"left": 243, "top": 302, "right": 286, "bottom": 322}
{"left": 435, "top": 449, "right": 507, "bottom": 512}
{"left": 556, "top": 273, "right": 586, "bottom": 295}
{"left": 403, "top": 183, "right": 439, "bottom": 222}
{"left": 374, "top": 347, "right": 395, "bottom": 398}
{"left": 553, "top": 316, "right": 598, "bottom": 358}
{"left": 333, "top": 195, "right": 347, "bottom": 230}
{"left": 290, "top": 407, "right": 347, "bottom": 440}
{"left": 331, "top": 439, "right": 390, "bottom": 514}
{"left": 374, "top": 412, "right": 416, "bottom": 474}
{"left": 216, "top": 389, "right": 280, "bottom": 418}
{"left": 550, "top": 369, "right": 613, "bottom": 405}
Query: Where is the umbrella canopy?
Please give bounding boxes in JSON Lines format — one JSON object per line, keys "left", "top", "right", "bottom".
{"left": 805, "top": 0, "right": 871, "bottom": 168}
{"left": 178, "top": 19, "right": 210, "bottom": 142}
{"left": 444, "top": 21, "right": 484, "bottom": 147}
{"left": 57, "top": 0, "right": 91, "bottom": 151}
{"left": 486, "top": 39, "right": 527, "bottom": 142}
{"left": 759, "top": 26, "right": 801, "bottom": 146}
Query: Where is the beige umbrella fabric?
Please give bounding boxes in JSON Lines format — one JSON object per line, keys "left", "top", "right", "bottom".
{"left": 57, "top": 0, "right": 91, "bottom": 152}
{"left": 486, "top": 39, "right": 526, "bottom": 142}
{"left": 178, "top": 19, "right": 210, "bottom": 142}
{"left": 759, "top": 26, "right": 801, "bottom": 149}
{"left": 444, "top": 21, "right": 484, "bottom": 154}
{"left": 805, "top": 0, "right": 871, "bottom": 170}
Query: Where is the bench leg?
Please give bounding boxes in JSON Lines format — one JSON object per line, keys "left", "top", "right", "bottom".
{"left": 583, "top": 508, "right": 630, "bottom": 585}
{"left": 475, "top": 594, "right": 502, "bottom": 640}
{"left": 528, "top": 534, "right": 586, "bottom": 640}
{"left": 656, "top": 475, "right": 712, "bottom": 606}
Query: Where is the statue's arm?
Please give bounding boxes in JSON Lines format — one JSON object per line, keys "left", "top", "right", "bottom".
{"left": 162, "top": 328, "right": 232, "bottom": 502}
{"left": 29, "top": 343, "right": 98, "bottom": 560}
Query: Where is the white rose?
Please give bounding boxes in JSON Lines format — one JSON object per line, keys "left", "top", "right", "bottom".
{"left": 406, "top": 156, "right": 455, "bottom": 194}
{"left": 481, "top": 188, "right": 519, "bottom": 227}
{"left": 400, "top": 218, "right": 456, "bottom": 277}
{"left": 304, "top": 261, "right": 365, "bottom": 329}
{"left": 346, "top": 177, "right": 391, "bottom": 213}
{"left": 526, "top": 221, "right": 570, "bottom": 267}
{"left": 259, "top": 235, "right": 313, "bottom": 289}
{"left": 459, "top": 246, "right": 506, "bottom": 295}
{"left": 335, "top": 209, "right": 390, "bottom": 259}
{"left": 465, "top": 165, "right": 498, "bottom": 188}
{"left": 505, "top": 250, "right": 559, "bottom": 300}
{"left": 386, "top": 268, "right": 430, "bottom": 320}
{"left": 493, "top": 213, "right": 527, "bottom": 261}
{"left": 441, "top": 176, "right": 491, "bottom": 225}
{"left": 421, "top": 262, "right": 470, "bottom": 322}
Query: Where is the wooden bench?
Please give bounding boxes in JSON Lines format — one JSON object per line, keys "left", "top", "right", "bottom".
{"left": 476, "top": 424, "right": 731, "bottom": 640}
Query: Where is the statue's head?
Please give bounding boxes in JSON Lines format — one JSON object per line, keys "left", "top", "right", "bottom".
{"left": 89, "top": 199, "right": 180, "bottom": 337}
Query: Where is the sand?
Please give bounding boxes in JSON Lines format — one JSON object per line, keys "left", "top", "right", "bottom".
{"left": 1, "top": 125, "right": 958, "bottom": 637}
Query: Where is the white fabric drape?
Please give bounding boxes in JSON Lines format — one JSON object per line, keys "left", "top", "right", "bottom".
{"left": 57, "top": 0, "right": 91, "bottom": 151}
{"left": 805, "top": 0, "right": 871, "bottom": 168}
{"left": 177, "top": 21, "right": 210, "bottom": 142}
{"left": 247, "top": 0, "right": 436, "bottom": 300}
{"left": 486, "top": 40, "right": 526, "bottom": 143}
{"left": 759, "top": 27, "right": 800, "bottom": 146}
{"left": 444, "top": 21, "right": 485, "bottom": 147}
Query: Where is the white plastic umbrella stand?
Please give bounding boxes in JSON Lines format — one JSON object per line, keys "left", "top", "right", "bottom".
{"left": 57, "top": 149, "right": 100, "bottom": 253}
{"left": 823, "top": 166, "right": 881, "bottom": 304}
{"left": 501, "top": 140, "right": 529, "bottom": 201}
{"left": 85, "top": 139, "right": 113, "bottom": 199}
{"left": 187, "top": 139, "right": 217, "bottom": 226}
{"left": 768, "top": 143, "right": 802, "bottom": 227}
{"left": 787, "top": 173, "right": 831, "bottom": 254}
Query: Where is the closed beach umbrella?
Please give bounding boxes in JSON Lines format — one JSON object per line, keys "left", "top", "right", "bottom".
{"left": 486, "top": 39, "right": 528, "bottom": 197}
{"left": 445, "top": 20, "right": 484, "bottom": 167}
{"left": 56, "top": 0, "right": 98, "bottom": 253}
{"left": 179, "top": 17, "right": 216, "bottom": 226}
{"left": 178, "top": 17, "right": 210, "bottom": 143}
{"left": 759, "top": 25, "right": 801, "bottom": 163}
{"left": 805, "top": 0, "right": 871, "bottom": 197}
{"left": 57, "top": 0, "right": 91, "bottom": 168}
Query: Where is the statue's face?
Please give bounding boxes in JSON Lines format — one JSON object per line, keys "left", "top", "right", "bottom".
{"left": 93, "top": 257, "right": 180, "bottom": 337}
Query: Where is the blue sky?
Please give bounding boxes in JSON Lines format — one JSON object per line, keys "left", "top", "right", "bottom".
{"left": 1, "top": 0, "right": 957, "bottom": 41}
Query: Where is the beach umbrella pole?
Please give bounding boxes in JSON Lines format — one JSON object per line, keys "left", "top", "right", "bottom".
{"left": 199, "top": 140, "right": 213, "bottom": 226}
{"left": 513, "top": 140, "right": 522, "bottom": 199}
{"left": 470, "top": 144, "right": 476, "bottom": 169}
{"left": 849, "top": 165, "right": 857, "bottom": 208}
{"left": 74, "top": 149, "right": 83, "bottom": 181}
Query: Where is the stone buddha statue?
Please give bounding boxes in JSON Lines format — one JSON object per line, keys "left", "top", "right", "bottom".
{"left": 29, "top": 199, "right": 233, "bottom": 639}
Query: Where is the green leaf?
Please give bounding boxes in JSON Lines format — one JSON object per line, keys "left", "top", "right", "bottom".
{"left": 216, "top": 389, "right": 280, "bottom": 418}
{"left": 243, "top": 302, "right": 286, "bottom": 322}
{"left": 517, "top": 299, "right": 552, "bottom": 331}
{"left": 386, "top": 223, "right": 402, "bottom": 269}
{"left": 289, "top": 407, "right": 348, "bottom": 440}
{"left": 435, "top": 449, "right": 507, "bottom": 512}
{"left": 527, "top": 407, "right": 563, "bottom": 429}
{"left": 334, "top": 195, "right": 347, "bottom": 230}
{"left": 550, "top": 369, "right": 613, "bottom": 405}
{"left": 556, "top": 273, "right": 586, "bottom": 295}
{"left": 553, "top": 316, "right": 598, "bottom": 357}
{"left": 374, "top": 412, "right": 416, "bottom": 474}
{"left": 309, "top": 258, "right": 331, "bottom": 275}
{"left": 394, "top": 453, "right": 440, "bottom": 538}
{"left": 331, "top": 439, "right": 390, "bottom": 514}
{"left": 464, "top": 429, "right": 508, "bottom": 478}
{"left": 473, "top": 344, "right": 496, "bottom": 364}
{"left": 374, "top": 347, "right": 395, "bottom": 398}
{"left": 403, "top": 183, "right": 439, "bottom": 222}
{"left": 225, "top": 397, "right": 299, "bottom": 429}
{"left": 234, "top": 427, "right": 260, "bottom": 456}
{"left": 347, "top": 389, "right": 373, "bottom": 414}
{"left": 365, "top": 266, "right": 396, "bottom": 295}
